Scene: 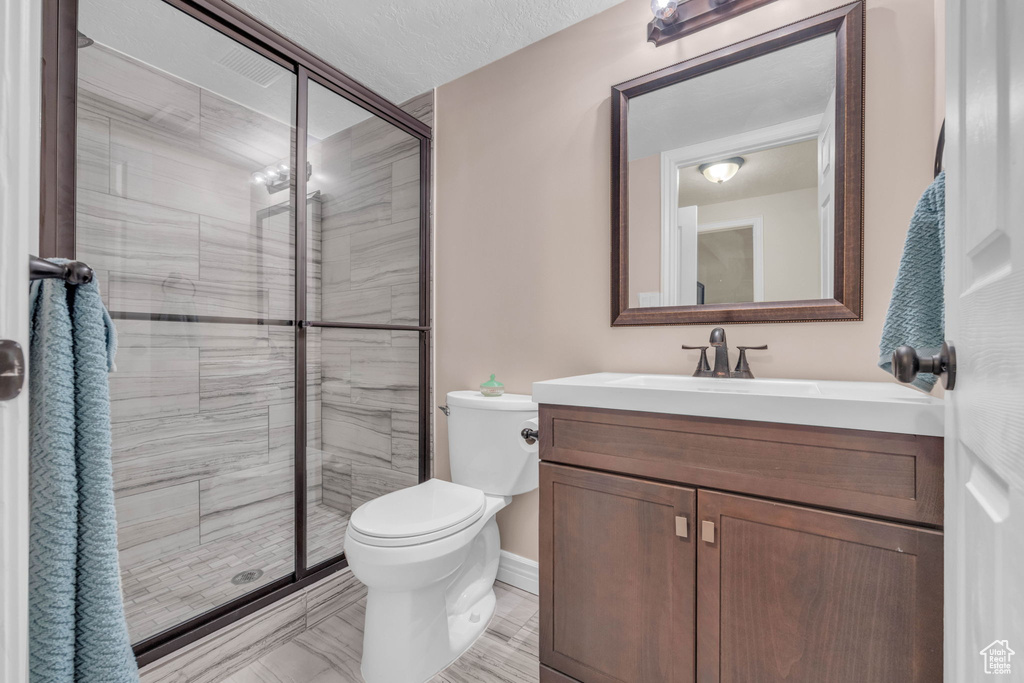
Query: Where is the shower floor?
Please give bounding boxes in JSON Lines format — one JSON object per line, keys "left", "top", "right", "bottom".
{"left": 121, "top": 503, "right": 350, "bottom": 643}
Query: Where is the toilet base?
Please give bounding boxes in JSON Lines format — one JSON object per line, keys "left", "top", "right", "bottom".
{"left": 435, "top": 588, "right": 497, "bottom": 679}
{"left": 359, "top": 585, "right": 496, "bottom": 683}
{"left": 355, "top": 510, "right": 505, "bottom": 683}
{"left": 448, "top": 586, "right": 496, "bottom": 656}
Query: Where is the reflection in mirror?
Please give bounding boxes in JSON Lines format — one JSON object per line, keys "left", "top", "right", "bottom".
{"left": 627, "top": 34, "right": 837, "bottom": 308}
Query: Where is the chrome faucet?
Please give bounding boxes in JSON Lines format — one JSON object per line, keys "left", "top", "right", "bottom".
{"left": 682, "top": 328, "right": 769, "bottom": 378}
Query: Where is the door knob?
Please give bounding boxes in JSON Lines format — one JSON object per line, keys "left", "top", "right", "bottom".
{"left": 891, "top": 341, "right": 956, "bottom": 390}
{"left": 0, "top": 340, "right": 26, "bottom": 401}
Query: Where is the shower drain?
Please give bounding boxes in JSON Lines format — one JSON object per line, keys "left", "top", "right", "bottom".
{"left": 231, "top": 569, "right": 264, "bottom": 585}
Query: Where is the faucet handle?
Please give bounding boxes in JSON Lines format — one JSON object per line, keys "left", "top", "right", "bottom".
{"left": 733, "top": 345, "right": 768, "bottom": 379}
{"left": 682, "top": 345, "right": 712, "bottom": 377}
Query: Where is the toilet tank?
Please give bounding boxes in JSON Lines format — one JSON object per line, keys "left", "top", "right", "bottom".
{"left": 446, "top": 391, "right": 539, "bottom": 496}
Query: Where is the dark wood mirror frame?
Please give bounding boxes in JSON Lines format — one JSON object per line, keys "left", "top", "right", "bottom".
{"left": 612, "top": 3, "right": 864, "bottom": 326}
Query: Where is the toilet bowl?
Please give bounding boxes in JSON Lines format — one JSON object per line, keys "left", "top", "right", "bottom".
{"left": 344, "top": 391, "right": 538, "bottom": 683}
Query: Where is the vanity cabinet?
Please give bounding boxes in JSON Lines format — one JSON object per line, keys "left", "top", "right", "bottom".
{"left": 697, "top": 490, "right": 942, "bottom": 683}
{"left": 538, "top": 405, "right": 944, "bottom": 683}
{"left": 539, "top": 465, "right": 697, "bottom": 683}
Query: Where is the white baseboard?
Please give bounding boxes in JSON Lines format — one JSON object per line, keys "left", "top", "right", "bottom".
{"left": 496, "top": 550, "right": 539, "bottom": 595}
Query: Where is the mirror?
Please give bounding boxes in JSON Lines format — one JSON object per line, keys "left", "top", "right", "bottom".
{"left": 629, "top": 33, "right": 836, "bottom": 307}
{"left": 612, "top": 4, "right": 863, "bottom": 325}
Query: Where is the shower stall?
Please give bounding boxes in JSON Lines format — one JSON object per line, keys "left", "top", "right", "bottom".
{"left": 40, "top": 0, "right": 431, "bottom": 663}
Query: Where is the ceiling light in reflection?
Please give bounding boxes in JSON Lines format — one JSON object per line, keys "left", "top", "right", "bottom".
{"left": 698, "top": 157, "right": 745, "bottom": 184}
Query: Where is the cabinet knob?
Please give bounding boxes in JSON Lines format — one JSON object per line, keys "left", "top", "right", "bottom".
{"left": 701, "top": 520, "right": 715, "bottom": 543}
{"left": 675, "top": 516, "right": 688, "bottom": 538}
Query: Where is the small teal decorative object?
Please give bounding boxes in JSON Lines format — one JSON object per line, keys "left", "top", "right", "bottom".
{"left": 480, "top": 374, "right": 504, "bottom": 397}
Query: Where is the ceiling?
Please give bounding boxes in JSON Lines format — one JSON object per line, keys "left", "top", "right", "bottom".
{"left": 628, "top": 33, "right": 836, "bottom": 161}
{"left": 79, "top": 0, "right": 621, "bottom": 139}
{"left": 229, "top": 0, "right": 624, "bottom": 104}
{"left": 80, "top": 0, "right": 371, "bottom": 138}
{"left": 677, "top": 139, "right": 818, "bottom": 207}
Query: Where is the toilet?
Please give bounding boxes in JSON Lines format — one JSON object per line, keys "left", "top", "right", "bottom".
{"left": 344, "top": 391, "right": 538, "bottom": 683}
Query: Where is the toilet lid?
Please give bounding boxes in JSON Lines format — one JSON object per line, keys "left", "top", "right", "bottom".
{"left": 349, "top": 479, "right": 486, "bottom": 541}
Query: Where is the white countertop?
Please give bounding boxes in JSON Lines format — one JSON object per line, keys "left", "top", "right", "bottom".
{"left": 532, "top": 373, "right": 944, "bottom": 437}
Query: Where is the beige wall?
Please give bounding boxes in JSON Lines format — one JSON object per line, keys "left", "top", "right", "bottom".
{"left": 435, "top": 0, "right": 943, "bottom": 561}
{"left": 699, "top": 187, "right": 821, "bottom": 302}
{"left": 627, "top": 154, "right": 662, "bottom": 305}
{"left": 698, "top": 227, "right": 755, "bottom": 303}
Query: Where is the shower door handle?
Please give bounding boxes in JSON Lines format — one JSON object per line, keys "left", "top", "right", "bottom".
{"left": 0, "top": 340, "right": 25, "bottom": 401}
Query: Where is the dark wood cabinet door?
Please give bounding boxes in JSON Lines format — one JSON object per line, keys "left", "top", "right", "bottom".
{"left": 540, "top": 463, "right": 696, "bottom": 683}
{"left": 696, "top": 490, "right": 943, "bottom": 683}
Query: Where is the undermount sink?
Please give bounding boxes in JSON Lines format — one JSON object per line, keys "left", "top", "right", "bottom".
{"left": 532, "top": 372, "right": 944, "bottom": 436}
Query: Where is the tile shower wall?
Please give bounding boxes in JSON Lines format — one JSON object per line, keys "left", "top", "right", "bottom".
{"left": 307, "top": 91, "right": 432, "bottom": 555}
{"left": 316, "top": 329, "right": 419, "bottom": 519}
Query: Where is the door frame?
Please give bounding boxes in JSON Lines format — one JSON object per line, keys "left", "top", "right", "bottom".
{"left": 0, "top": 0, "right": 41, "bottom": 678}
{"left": 39, "top": 0, "right": 433, "bottom": 667}
{"left": 696, "top": 216, "right": 765, "bottom": 303}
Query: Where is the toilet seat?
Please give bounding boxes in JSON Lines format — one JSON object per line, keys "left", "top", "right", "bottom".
{"left": 349, "top": 479, "right": 486, "bottom": 547}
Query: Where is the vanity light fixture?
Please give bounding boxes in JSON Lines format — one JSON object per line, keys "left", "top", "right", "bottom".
{"left": 698, "top": 157, "right": 744, "bottom": 184}
{"left": 651, "top": 0, "right": 679, "bottom": 20}
{"left": 251, "top": 161, "right": 312, "bottom": 194}
{"left": 647, "top": 0, "right": 780, "bottom": 46}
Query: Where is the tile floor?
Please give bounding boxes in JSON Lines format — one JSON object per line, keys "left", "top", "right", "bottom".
{"left": 222, "top": 582, "right": 540, "bottom": 683}
{"left": 123, "top": 504, "right": 350, "bottom": 642}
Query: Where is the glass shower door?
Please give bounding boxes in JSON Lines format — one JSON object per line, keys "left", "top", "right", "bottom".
{"left": 75, "top": 0, "right": 297, "bottom": 644}
{"left": 69, "top": 0, "right": 430, "bottom": 651}
{"left": 303, "top": 79, "right": 426, "bottom": 567}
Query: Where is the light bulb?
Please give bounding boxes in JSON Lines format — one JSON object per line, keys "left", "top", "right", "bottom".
{"left": 251, "top": 171, "right": 267, "bottom": 185}
{"left": 651, "top": 0, "right": 679, "bottom": 20}
{"left": 698, "top": 157, "right": 744, "bottom": 184}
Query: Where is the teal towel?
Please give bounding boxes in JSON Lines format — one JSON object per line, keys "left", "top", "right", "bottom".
{"left": 29, "top": 268, "right": 138, "bottom": 683}
{"left": 878, "top": 171, "right": 945, "bottom": 391}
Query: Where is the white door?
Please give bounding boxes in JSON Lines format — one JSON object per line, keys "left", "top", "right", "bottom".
{"left": 0, "top": 0, "right": 40, "bottom": 679}
{"left": 661, "top": 204, "right": 698, "bottom": 306}
{"left": 945, "top": 0, "right": 1024, "bottom": 680}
